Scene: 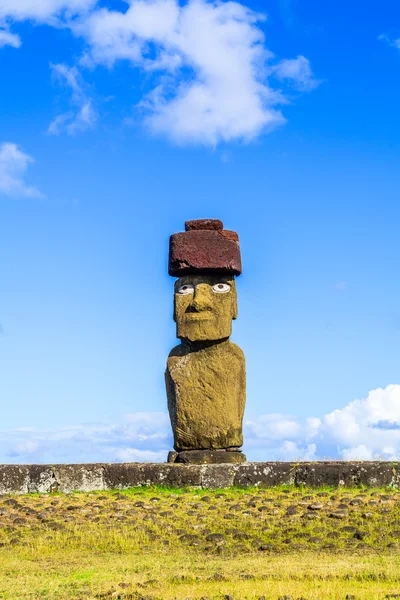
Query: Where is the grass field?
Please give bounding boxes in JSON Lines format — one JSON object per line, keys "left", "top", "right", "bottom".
{"left": 0, "top": 485, "right": 400, "bottom": 599}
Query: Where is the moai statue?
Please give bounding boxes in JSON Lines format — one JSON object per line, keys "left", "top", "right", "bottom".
{"left": 166, "top": 219, "right": 246, "bottom": 464}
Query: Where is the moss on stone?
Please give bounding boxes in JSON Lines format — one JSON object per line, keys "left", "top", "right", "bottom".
{"left": 166, "top": 339, "right": 246, "bottom": 451}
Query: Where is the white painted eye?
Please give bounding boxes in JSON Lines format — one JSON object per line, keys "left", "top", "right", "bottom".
{"left": 177, "top": 284, "right": 194, "bottom": 295}
{"left": 212, "top": 283, "right": 231, "bottom": 293}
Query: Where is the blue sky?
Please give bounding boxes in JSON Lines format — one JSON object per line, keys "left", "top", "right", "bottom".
{"left": 2, "top": 0, "right": 400, "bottom": 463}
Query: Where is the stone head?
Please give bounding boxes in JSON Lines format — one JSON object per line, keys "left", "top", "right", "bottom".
{"left": 169, "top": 218, "right": 242, "bottom": 343}
{"left": 174, "top": 274, "right": 238, "bottom": 342}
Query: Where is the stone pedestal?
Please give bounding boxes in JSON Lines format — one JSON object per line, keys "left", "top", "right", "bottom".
{"left": 167, "top": 450, "right": 247, "bottom": 464}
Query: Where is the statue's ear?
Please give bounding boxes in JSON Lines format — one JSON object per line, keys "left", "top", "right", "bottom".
{"left": 173, "top": 285, "right": 177, "bottom": 322}
{"left": 173, "top": 296, "right": 177, "bottom": 322}
{"left": 232, "top": 285, "right": 238, "bottom": 320}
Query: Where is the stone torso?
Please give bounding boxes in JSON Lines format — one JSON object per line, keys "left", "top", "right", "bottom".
{"left": 166, "top": 340, "right": 246, "bottom": 451}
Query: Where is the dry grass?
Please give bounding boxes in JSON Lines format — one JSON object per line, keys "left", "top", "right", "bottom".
{"left": 0, "top": 485, "right": 400, "bottom": 599}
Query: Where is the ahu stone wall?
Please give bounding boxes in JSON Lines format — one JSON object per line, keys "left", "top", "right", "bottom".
{"left": 0, "top": 462, "right": 399, "bottom": 494}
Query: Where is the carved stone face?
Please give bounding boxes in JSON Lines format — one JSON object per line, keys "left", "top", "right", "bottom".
{"left": 174, "top": 274, "right": 237, "bottom": 342}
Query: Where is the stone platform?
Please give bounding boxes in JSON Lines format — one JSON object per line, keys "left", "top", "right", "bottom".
{"left": 0, "top": 461, "right": 399, "bottom": 494}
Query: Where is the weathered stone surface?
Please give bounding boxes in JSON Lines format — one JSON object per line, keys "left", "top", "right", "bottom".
{"left": 200, "top": 464, "right": 237, "bottom": 488}
{"left": 167, "top": 451, "right": 179, "bottom": 463}
{"left": 167, "top": 219, "right": 246, "bottom": 458}
{"left": 141, "top": 463, "right": 202, "bottom": 487}
{"left": 0, "top": 465, "right": 104, "bottom": 495}
{"left": 103, "top": 463, "right": 144, "bottom": 489}
{"left": 174, "top": 450, "right": 246, "bottom": 464}
{"left": 173, "top": 275, "right": 238, "bottom": 342}
{"left": 0, "top": 462, "right": 399, "bottom": 494}
{"left": 233, "top": 463, "right": 296, "bottom": 488}
{"left": 166, "top": 339, "right": 246, "bottom": 450}
{"left": 53, "top": 464, "right": 105, "bottom": 493}
{"left": 0, "top": 466, "right": 52, "bottom": 495}
{"left": 185, "top": 219, "right": 223, "bottom": 231}
{"left": 290, "top": 461, "right": 400, "bottom": 488}
{"left": 169, "top": 225, "right": 242, "bottom": 276}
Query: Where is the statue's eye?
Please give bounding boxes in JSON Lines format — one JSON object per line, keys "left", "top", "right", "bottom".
{"left": 212, "top": 283, "right": 231, "bottom": 293}
{"left": 177, "top": 284, "right": 194, "bottom": 295}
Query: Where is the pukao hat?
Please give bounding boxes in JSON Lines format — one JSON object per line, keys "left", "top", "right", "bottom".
{"left": 168, "top": 219, "right": 242, "bottom": 277}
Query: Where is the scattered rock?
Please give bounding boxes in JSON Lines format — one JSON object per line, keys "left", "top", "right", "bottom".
{"left": 308, "top": 503, "right": 324, "bottom": 510}
{"left": 205, "top": 533, "right": 225, "bottom": 544}
{"left": 179, "top": 534, "right": 201, "bottom": 545}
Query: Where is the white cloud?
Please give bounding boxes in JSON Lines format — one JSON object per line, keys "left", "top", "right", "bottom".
{"left": 0, "top": 142, "right": 43, "bottom": 198}
{"left": 48, "top": 63, "right": 97, "bottom": 134}
{"left": 274, "top": 55, "right": 319, "bottom": 91}
{"left": 379, "top": 34, "right": 400, "bottom": 51}
{"left": 77, "top": 0, "right": 180, "bottom": 67}
{"left": 0, "top": 28, "right": 21, "bottom": 48}
{"left": 245, "top": 413, "right": 301, "bottom": 440}
{"left": 114, "top": 448, "right": 167, "bottom": 462}
{"left": 246, "top": 384, "right": 400, "bottom": 461}
{"left": 77, "top": 0, "right": 287, "bottom": 145}
{"left": 2, "top": 386, "right": 400, "bottom": 463}
{"left": 51, "top": 62, "right": 82, "bottom": 93}
{"left": 320, "top": 384, "right": 400, "bottom": 458}
{"left": 0, "top": 412, "right": 172, "bottom": 463}
{"left": 277, "top": 440, "right": 317, "bottom": 461}
{"left": 1, "top": 0, "right": 319, "bottom": 146}
{"left": 341, "top": 445, "right": 373, "bottom": 461}
{"left": 8, "top": 440, "right": 39, "bottom": 457}
{"left": 0, "top": 0, "right": 95, "bottom": 23}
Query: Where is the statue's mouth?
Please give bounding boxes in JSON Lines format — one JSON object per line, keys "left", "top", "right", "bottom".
{"left": 183, "top": 312, "right": 213, "bottom": 321}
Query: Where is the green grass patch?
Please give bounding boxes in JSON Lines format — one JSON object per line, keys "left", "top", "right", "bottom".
{"left": 0, "top": 486, "right": 399, "bottom": 599}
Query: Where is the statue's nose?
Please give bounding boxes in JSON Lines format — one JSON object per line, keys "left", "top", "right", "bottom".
{"left": 188, "top": 284, "right": 212, "bottom": 312}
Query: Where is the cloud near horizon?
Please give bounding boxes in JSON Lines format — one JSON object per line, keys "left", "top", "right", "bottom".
{"left": 1, "top": 413, "right": 170, "bottom": 464}
{"left": 3, "top": 384, "right": 400, "bottom": 464}
{"left": 0, "top": 0, "right": 319, "bottom": 145}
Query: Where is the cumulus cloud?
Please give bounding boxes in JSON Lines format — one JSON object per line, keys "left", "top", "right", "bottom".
{"left": 0, "top": 142, "right": 43, "bottom": 198}
{"left": 244, "top": 414, "right": 321, "bottom": 460}
{"left": 277, "top": 440, "right": 317, "bottom": 461}
{"left": 274, "top": 55, "right": 319, "bottom": 91}
{"left": 321, "top": 384, "right": 400, "bottom": 459}
{"left": 0, "top": 28, "right": 21, "bottom": 48}
{"left": 0, "top": 0, "right": 95, "bottom": 23}
{"left": 77, "top": 0, "right": 287, "bottom": 145}
{"left": 1, "top": 0, "right": 319, "bottom": 146}
{"left": 340, "top": 445, "right": 372, "bottom": 461}
{"left": 245, "top": 384, "right": 400, "bottom": 461}
{"left": 2, "top": 386, "right": 400, "bottom": 463}
{"left": 48, "top": 63, "right": 97, "bottom": 134}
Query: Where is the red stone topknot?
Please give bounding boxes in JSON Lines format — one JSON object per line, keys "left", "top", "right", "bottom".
{"left": 168, "top": 219, "right": 242, "bottom": 277}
